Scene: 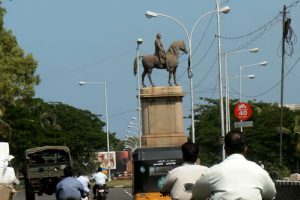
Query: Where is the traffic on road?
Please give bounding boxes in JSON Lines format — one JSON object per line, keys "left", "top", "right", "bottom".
{"left": 15, "top": 188, "right": 133, "bottom": 200}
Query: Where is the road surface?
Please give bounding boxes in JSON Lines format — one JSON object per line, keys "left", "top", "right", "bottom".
{"left": 15, "top": 187, "right": 133, "bottom": 200}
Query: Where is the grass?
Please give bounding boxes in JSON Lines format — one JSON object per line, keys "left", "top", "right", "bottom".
{"left": 107, "top": 179, "right": 132, "bottom": 188}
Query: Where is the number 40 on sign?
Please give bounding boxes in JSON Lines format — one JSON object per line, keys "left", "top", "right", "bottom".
{"left": 233, "top": 102, "right": 253, "bottom": 121}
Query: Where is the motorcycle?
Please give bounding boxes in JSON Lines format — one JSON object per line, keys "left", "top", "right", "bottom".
{"left": 94, "top": 184, "right": 109, "bottom": 200}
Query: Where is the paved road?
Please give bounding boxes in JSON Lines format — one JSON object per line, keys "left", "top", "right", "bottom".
{"left": 15, "top": 188, "right": 133, "bottom": 200}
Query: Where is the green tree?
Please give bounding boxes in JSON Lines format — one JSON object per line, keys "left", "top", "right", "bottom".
{"left": 194, "top": 98, "right": 300, "bottom": 176}
{"left": 0, "top": 4, "right": 122, "bottom": 174}
{"left": 194, "top": 98, "right": 223, "bottom": 166}
{"left": 0, "top": 6, "right": 40, "bottom": 106}
{"left": 2, "top": 98, "right": 120, "bottom": 174}
{"left": 0, "top": 5, "right": 40, "bottom": 139}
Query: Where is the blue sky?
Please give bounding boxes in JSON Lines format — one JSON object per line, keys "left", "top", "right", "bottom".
{"left": 2, "top": 0, "right": 300, "bottom": 139}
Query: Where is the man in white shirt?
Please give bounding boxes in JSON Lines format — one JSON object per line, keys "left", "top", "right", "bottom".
{"left": 160, "top": 142, "right": 208, "bottom": 200}
{"left": 77, "top": 172, "right": 90, "bottom": 199}
{"left": 91, "top": 167, "right": 107, "bottom": 198}
{"left": 191, "top": 130, "right": 276, "bottom": 200}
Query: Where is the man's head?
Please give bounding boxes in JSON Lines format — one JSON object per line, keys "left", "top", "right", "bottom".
{"left": 225, "top": 130, "right": 247, "bottom": 156}
{"left": 63, "top": 166, "right": 74, "bottom": 177}
{"left": 156, "top": 33, "right": 161, "bottom": 39}
{"left": 181, "top": 142, "right": 199, "bottom": 163}
{"left": 97, "top": 167, "right": 103, "bottom": 172}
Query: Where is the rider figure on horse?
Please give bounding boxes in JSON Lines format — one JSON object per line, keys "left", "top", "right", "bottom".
{"left": 154, "top": 33, "right": 167, "bottom": 69}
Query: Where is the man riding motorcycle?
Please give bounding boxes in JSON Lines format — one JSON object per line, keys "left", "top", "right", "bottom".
{"left": 91, "top": 167, "right": 108, "bottom": 199}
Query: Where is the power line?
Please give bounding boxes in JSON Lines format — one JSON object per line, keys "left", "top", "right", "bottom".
{"left": 242, "top": 54, "right": 300, "bottom": 98}
{"left": 210, "top": 79, "right": 219, "bottom": 99}
{"left": 42, "top": 49, "right": 134, "bottom": 81}
{"left": 219, "top": 14, "right": 281, "bottom": 40}
{"left": 177, "top": 13, "right": 216, "bottom": 81}
{"left": 195, "top": 52, "right": 300, "bottom": 100}
{"left": 192, "top": 13, "right": 215, "bottom": 57}
{"left": 218, "top": 0, "right": 299, "bottom": 41}
{"left": 287, "top": 0, "right": 300, "bottom": 9}
{"left": 221, "top": 0, "right": 231, "bottom": 5}
{"left": 193, "top": 37, "right": 216, "bottom": 70}
{"left": 194, "top": 56, "right": 217, "bottom": 88}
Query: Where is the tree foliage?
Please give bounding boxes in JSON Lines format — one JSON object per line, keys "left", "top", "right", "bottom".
{"left": 0, "top": 6, "right": 40, "bottom": 106}
{"left": 0, "top": 5, "right": 123, "bottom": 173}
{"left": 1, "top": 98, "right": 120, "bottom": 173}
{"left": 194, "top": 98, "right": 300, "bottom": 176}
{"left": 0, "top": 5, "right": 40, "bottom": 141}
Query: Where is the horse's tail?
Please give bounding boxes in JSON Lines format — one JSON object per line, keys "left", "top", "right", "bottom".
{"left": 133, "top": 55, "right": 143, "bottom": 76}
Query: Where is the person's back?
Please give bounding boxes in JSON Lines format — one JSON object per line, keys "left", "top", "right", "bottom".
{"left": 161, "top": 142, "right": 208, "bottom": 200}
{"left": 56, "top": 166, "right": 85, "bottom": 200}
{"left": 163, "top": 164, "right": 207, "bottom": 200}
{"left": 92, "top": 167, "right": 108, "bottom": 198}
{"left": 200, "top": 154, "right": 275, "bottom": 199}
{"left": 56, "top": 177, "right": 84, "bottom": 200}
{"left": 191, "top": 130, "right": 276, "bottom": 200}
{"left": 92, "top": 169, "right": 107, "bottom": 185}
{"left": 76, "top": 172, "right": 90, "bottom": 198}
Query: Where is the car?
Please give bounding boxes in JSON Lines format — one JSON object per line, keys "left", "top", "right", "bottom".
{"left": 23, "top": 146, "right": 72, "bottom": 200}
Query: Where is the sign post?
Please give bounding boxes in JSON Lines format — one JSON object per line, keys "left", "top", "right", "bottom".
{"left": 234, "top": 102, "right": 253, "bottom": 132}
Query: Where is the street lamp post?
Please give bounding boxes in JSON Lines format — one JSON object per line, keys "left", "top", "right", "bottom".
{"left": 215, "top": 0, "right": 227, "bottom": 161}
{"left": 125, "top": 132, "right": 139, "bottom": 152}
{"left": 239, "top": 61, "right": 267, "bottom": 131}
{"left": 78, "top": 81, "right": 111, "bottom": 181}
{"left": 239, "top": 61, "right": 267, "bottom": 102}
{"left": 136, "top": 38, "right": 143, "bottom": 148}
{"left": 224, "top": 48, "right": 259, "bottom": 135}
{"left": 126, "top": 130, "right": 140, "bottom": 138}
{"left": 145, "top": 5, "right": 230, "bottom": 143}
{"left": 129, "top": 122, "right": 138, "bottom": 126}
{"left": 125, "top": 135, "right": 139, "bottom": 146}
{"left": 128, "top": 125, "right": 139, "bottom": 130}
{"left": 124, "top": 137, "right": 137, "bottom": 146}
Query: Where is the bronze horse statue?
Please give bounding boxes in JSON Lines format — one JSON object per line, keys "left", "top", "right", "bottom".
{"left": 133, "top": 40, "right": 188, "bottom": 87}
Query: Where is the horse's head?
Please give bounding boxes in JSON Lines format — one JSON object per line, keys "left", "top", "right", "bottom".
{"left": 167, "top": 40, "right": 188, "bottom": 55}
{"left": 179, "top": 40, "right": 188, "bottom": 54}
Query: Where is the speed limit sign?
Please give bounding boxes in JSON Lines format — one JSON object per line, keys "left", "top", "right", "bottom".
{"left": 234, "top": 102, "right": 253, "bottom": 121}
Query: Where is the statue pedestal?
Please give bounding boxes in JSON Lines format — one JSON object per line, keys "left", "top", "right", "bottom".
{"left": 140, "top": 86, "right": 187, "bottom": 147}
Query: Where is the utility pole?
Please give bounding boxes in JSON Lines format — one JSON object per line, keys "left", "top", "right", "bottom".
{"left": 216, "top": 0, "right": 226, "bottom": 160}
{"left": 280, "top": 5, "right": 287, "bottom": 164}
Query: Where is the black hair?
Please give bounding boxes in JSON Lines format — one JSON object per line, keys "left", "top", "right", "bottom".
{"left": 181, "top": 142, "right": 199, "bottom": 163}
{"left": 225, "top": 130, "right": 247, "bottom": 154}
{"left": 97, "top": 167, "right": 103, "bottom": 172}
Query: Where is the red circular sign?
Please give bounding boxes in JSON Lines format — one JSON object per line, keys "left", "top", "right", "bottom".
{"left": 234, "top": 102, "right": 253, "bottom": 121}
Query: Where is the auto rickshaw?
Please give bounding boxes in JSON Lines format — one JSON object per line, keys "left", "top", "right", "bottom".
{"left": 132, "top": 146, "right": 183, "bottom": 200}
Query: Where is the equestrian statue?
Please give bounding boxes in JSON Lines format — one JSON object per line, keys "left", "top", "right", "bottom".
{"left": 133, "top": 33, "right": 188, "bottom": 87}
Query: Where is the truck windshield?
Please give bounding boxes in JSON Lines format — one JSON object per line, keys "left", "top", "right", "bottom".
{"left": 26, "top": 149, "right": 70, "bottom": 165}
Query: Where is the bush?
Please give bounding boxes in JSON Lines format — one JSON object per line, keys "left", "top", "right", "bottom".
{"left": 266, "top": 162, "right": 290, "bottom": 179}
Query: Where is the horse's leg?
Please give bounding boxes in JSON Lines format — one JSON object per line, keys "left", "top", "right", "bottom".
{"left": 147, "top": 70, "right": 155, "bottom": 87}
{"left": 142, "top": 70, "right": 147, "bottom": 87}
{"left": 168, "top": 70, "right": 172, "bottom": 86}
{"left": 173, "top": 67, "right": 178, "bottom": 86}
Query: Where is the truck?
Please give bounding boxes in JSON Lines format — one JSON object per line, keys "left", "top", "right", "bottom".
{"left": 24, "top": 146, "right": 72, "bottom": 200}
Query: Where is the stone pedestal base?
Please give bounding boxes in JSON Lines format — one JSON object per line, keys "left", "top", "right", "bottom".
{"left": 140, "top": 86, "right": 187, "bottom": 147}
